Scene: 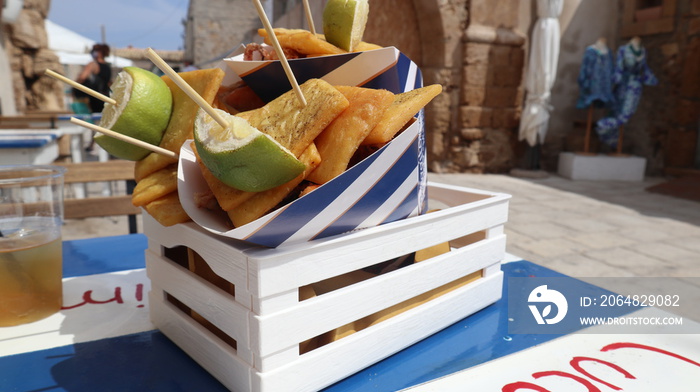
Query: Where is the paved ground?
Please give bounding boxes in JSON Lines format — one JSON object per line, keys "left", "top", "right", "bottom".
{"left": 430, "top": 173, "right": 700, "bottom": 279}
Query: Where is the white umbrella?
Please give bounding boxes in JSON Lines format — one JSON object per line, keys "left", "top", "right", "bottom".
{"left": 45, "top": 20, "right": 133, "bottom": 67}
{"left": 518, "top": 0, "right": 563, "bottom": 146}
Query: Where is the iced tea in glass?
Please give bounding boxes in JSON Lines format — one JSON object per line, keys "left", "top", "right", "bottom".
{"left": 0, "top": 165, "right": 65, "bottom": 327}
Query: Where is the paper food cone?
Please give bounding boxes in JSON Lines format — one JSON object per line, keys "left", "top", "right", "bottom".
{"left": 178, "top": 47, "right": 427, "bottom": 248}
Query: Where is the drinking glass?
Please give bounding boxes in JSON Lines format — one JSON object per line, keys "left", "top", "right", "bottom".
{"left": 0, "top": 165, "right": 66, "bottom": 326}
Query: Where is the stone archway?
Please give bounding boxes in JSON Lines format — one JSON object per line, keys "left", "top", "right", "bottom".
{"left": 362, "top": 0, "right": 462, "bottom": 173}
{"left": 364, "top": 0, "right": 526, "bottom": 174}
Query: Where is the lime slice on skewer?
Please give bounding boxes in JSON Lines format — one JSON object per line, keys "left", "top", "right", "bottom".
{"left": 323, "top": 0, "right": 369, "bottom": 52}
{"left": 194, "top": 108, "right": 306, "bottom": 192}
{"left": 96, "top": 67, "right": 172, "bottom": 160}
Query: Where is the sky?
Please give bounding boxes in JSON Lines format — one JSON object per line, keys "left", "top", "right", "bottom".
{"left": 48, "top": 0, "right": 189, "bottom": 51}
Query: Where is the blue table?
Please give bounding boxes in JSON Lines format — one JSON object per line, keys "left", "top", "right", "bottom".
{"left": 0, "top": 235, "right": 578, "bottom": 391}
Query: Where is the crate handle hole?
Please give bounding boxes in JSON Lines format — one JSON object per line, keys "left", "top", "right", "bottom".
{"left": 162, "top": 245, "right": 235, "bottom": 298}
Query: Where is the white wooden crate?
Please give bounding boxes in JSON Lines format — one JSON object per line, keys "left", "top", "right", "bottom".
{"left": 144, "top": 182, "right": 510, "bottom": 392}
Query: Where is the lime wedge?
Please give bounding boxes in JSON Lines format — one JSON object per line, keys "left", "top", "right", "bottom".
{"left": 323, "top": 0, "right": 369, "bottom": 52}
{"left": 194, "top": 108, "right": 306, "bottom": 192}
{"left": 95, "top": 67, "right": 172, "bottom": 161}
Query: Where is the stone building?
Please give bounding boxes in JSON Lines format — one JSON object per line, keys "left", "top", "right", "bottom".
{"left": 1, "top": 0, "right": 64, "bottom": 114}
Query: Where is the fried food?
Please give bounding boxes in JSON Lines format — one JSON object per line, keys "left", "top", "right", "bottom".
{"left": 191, "top": 78, "right": 346, "bottom": 221}
{"left": 307, "top": 86, "right": 394, "bottom": 184}
{"left": 257, "top": 28, "right": 382, "bottom": 56}
{"left": 228, "top": 143, "right": 321, "bottom": 227}
{"left": 353, "top": 41, "right": 383, "bottom": 52}
{"left": 214, "top": 81, "right": 266, "bottom": 114}
{"left": 134, "top": 68, "right": 225, "bottom": 182}
{"left": 362, "top": 84, "right": 442, "bottom": 146}
{"left": 143, "top": 192, "right": 190, "bottom": 226}
{"left": 258, "top": 28, "right": 346, "bottom": 56}
{"left": 243, "top": 42, "right": 302, "bottom": 61}
{"left": 131, "top": 164, "right": 178, "bottom": 207}
{"left": 237, "top": 78, "right": 349, "bottom": 157}
{"left": 132, "top": 68, "right": 224, "bottom": 226}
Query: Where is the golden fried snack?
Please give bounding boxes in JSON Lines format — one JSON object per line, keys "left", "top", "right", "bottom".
{"left": 257, "top": 28, "right": 382, "bottom": 55}
{"left": 192, "top": 142, "right": 255, "bottom": 211}
{"left": 307, "top": 86, "right": 394, "bottom": 184}
{"left": 228, "top": 143, "right": 321, "bottom": 227}
{"left": 237, "top": 78, "right": 349, "bottom": 157}
{"left": 362, "top": 84, "right": 443, "bottom": 146}
{"left": 143, "top": 192, "right": 191, "bottom": 226}
{"left": 258, "top": 28, "right": 346, "bottom": 56}
{"left": 353, "top": 41, "right": 383, "bottom": 52}
{"left": 134, "top": 68, "right": 225, "bottom": 182}
{"left": 131, "top": 164, "right": 178, "bottom": 207}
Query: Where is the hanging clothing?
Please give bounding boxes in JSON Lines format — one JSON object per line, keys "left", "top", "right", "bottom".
{"left": 575, "top": 44, "right": 615, "bottom": 109}
{"left": 595, "top": 43, "right": 657, "bottom": 147}
{"left": 518, "top": 0, "right": 564, "bottom": 147}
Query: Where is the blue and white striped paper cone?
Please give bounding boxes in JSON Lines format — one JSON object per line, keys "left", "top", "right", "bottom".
{"left": 179, "top": 47, "right": 427, "bottom": 248}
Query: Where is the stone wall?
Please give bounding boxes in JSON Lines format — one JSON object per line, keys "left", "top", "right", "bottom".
{"left": 631, "top": 0, "right": 700, "bottom": 173}
{"left": 185, "top": 0, "right": 265, "bottom": 65}
{"left": 429, "top": 1, "right": 526, "bottom": 173}
{"left": 4, "top": 0, "right": 64, "bottom": 113}
{"left": 185, "top": 0, "right": 528, "bottom": 174}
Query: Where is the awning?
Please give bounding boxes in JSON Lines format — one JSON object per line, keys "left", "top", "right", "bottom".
{"left": 45, "top": 20, "right": 133, "bottom": 67}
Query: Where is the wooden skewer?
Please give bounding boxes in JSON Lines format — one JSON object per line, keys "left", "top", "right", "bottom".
{"left": 252, "top": 0, "right": 307, "bottom": 107}
{"left": 144, "top": 48, "right": 229, "bottom": 129}
{"left": 45, "top": 69, "right": 117, "bottom": 106}
{"left": 302, "top": 0, "right": 316, "bottom": 35}
{"left": 70, "top": 117, "right": 178, "bottom": 159}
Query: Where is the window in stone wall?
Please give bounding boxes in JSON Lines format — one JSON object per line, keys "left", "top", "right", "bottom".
{"left": 621, "top": 0, "right": 676, "bottom": 37}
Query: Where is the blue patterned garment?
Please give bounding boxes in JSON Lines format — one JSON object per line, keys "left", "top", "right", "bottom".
{"left": 576, "top": 45, "right": 615, "bottom": 109}
{"left": 595, "top": 43, "right": 657, "bottom": 147}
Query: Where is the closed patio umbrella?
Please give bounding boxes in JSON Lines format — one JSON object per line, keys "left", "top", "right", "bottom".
{"left": 518, "top": 0, "right": 563, "bottom": 147}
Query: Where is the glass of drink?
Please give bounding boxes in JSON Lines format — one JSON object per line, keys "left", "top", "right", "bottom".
{"left": 0, "top": 165, "right": 66, "bottom": 327}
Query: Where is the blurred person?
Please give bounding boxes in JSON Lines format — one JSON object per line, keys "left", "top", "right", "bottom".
{"left": 75, "top": 43, "right": 112, "bottom": 152}
{"left": 76, "top": 43, "right": 112, "bottom": 113}
{"left": 182, "top": 60, "right": 198, "bottom": 72}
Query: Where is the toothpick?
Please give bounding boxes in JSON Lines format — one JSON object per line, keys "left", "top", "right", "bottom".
{"left": 45, "top": 69, "right": 117, "bottom": 105}
{"left": 70, "top": 117, "right": 178, "bottom": 159}
{"left": 144, "top": 48, "right": 229, "bottom": 129}
{"left": 252, "top": 0, "right": 307, "bottom": 107}
{"left": 302, "top": 0, "right": 316, "bottom": 35}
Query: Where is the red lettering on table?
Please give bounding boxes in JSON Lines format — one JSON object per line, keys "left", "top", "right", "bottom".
{"left": 135, "top": 283, "right": 144, "bottom": 308}
{"left": 569, "top": 356, "right": 635, "bottom": 391}
{"left": 532, "top": 370, "right": 601, "bottom": 392}
{"left": 502, "top": 381, "right": 550, "bottom": 392}
{"left": 501, "top": 341, "right": 698, "bottom": 391}
{"left": 601, "top": 342, "right": 700, "bottom": 368}
{"left": 62, "top": 287, "right": 124, "bottom": 310}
